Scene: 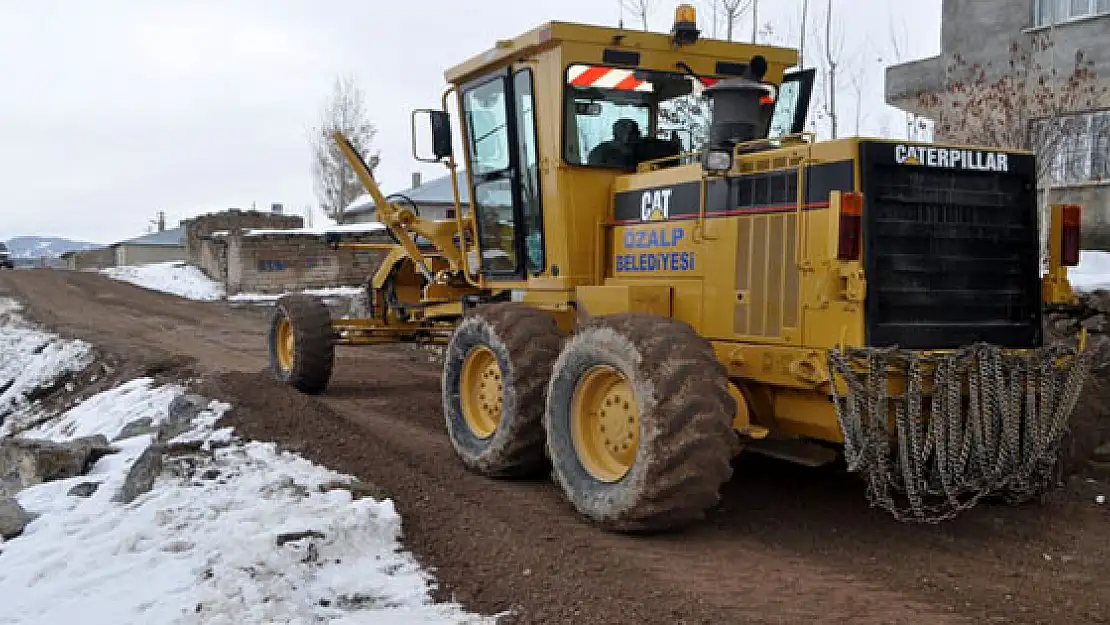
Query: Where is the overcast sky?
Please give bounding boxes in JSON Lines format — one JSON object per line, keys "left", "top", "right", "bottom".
{"left": 0, "top": 0, "right": 941, "bottom": 244}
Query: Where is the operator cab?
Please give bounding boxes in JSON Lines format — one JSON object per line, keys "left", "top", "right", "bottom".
{"left": 410, "top": 5, "right": 813, "bottom": 284}
{"left": 565, "top": 61, "right": 815, "bottom": 172}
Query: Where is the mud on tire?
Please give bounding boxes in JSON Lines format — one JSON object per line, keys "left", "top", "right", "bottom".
{"left": 442, "top": 302, "right": 566, "bottom": 477}
{"left": 544, "top": 313, "right": 735, "bottom": 532}
{"left": 268, "top": 294, "right": 336, "bottom": 394}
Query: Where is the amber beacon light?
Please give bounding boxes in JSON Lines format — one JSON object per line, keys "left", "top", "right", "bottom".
{"left": 672, "top": 4, "right": 699, "bottom": 44}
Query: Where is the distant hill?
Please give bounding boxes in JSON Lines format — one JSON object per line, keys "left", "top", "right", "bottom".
{"left": 4, "top": 236, "right": 102, "bottom": 259}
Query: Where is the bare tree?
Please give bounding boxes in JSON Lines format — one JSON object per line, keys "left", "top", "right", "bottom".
{"left": 717, "top": 0, "right": 753, "bottom": 42}
{"left": 914, "top": 33, "right": 1108, "bottom": 186}
{"left": 822, "top": 0, "right": 842, "bottom": 139}
{"left": 799, "top": 0, "right": 808, "bottom": 66}
{"left": 311, "top": 75, "right": 380, "bottom": 225}
{"left": 804, "top": 0, "right": 845, "bottom": 139}
{"left": 622, "top": 0, "right": 655, "bottom": 31}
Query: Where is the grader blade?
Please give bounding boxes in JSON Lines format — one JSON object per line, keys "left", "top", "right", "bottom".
{"left": 827, "top": 342, "right": 1092, "bottom": 523}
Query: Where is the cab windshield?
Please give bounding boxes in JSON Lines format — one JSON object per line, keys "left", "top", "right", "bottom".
{"left": 563, "top": 64, "right": 773, "bottom": 170}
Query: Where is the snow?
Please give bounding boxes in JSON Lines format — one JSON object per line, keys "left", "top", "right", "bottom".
{"left": 99, "top": 261, "right": 364, "bottom": 305}
{"left": 1068, "top": 250, "right": 1110, "bottom": 292}
{"left": 0, "top": 300, "right": 498, "bottom": 624}
{"left": 241, "top": 222, "right": 387, "bottom": 237}
{"left": 100, "top": 261, "right": 226, "bottom": 301}
{"left": 228, "top": 287, "right": 364, "bottom": 303}
{"left": 0, "top": 300, "right": 95, "bottom": 432}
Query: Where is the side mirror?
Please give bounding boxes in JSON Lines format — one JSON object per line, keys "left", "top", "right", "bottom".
{"left": 412, "top": 109, "right": 453, "bottom": 162}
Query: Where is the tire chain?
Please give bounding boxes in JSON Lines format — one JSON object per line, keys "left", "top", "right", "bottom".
{"left": 827, "top": 342, "right": 1092, "bottom": 523}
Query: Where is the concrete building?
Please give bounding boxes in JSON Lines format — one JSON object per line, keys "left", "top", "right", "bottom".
{"left": 63, "top": 226, "right": 187, "bottom": 270}
{"left": 112, "top": 227, "right": 187, "bottom": 266}
{"left": 345, "top": 171, "right": 469, "bottom": 223}
{"left": 885, "top": 0, "right": 1110, "bottom": 245}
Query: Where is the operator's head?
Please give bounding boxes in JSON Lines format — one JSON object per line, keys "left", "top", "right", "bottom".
{"left": 613, "top": 118, "right": 640, "bottom": 144}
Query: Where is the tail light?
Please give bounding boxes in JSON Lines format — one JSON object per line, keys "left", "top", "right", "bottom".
{"left": 837, "top": 192, "right": 864, "bottom": 261}
{"left": 1061, "top": 204, "right": 1081, "bottom": 267}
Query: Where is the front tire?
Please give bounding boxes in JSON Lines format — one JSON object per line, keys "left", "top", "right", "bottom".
{"left": 442, "top": 303, "right": 566, "bottom": 477}
{"left": 268, "top": 294, "right": 336, "bottom": 394}
{"left": 544, "top": 313, "right": 735, "bottom": 532}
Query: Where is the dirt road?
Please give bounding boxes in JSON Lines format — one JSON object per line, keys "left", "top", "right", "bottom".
{"left": 2, "top": 268, "right": 1107, "bottom": 625}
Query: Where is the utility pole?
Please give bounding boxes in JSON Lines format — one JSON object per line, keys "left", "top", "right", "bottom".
{"left": 148, "top": 210, "right": 166, "bottom": 233}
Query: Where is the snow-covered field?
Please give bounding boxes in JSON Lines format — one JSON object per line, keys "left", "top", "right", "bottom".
{"left": 98, "top": 261, "right": 362, "bottom": 304}
{"left": 0, "top": 298, "right": 495, "bottom": 625}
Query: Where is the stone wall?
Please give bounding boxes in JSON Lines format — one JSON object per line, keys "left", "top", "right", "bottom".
{"left": 196, "top": 238, "right": 229, "bottom": 284}
{"left": 182, "top": 209, "right": 303, "bottom": 272}
{"left": 225, "top": 230, "right": 391, "bottom": 295}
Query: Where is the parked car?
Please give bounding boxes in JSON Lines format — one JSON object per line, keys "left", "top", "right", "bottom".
{"left": 0, "top": 242, "right": 14, "bottom": 269}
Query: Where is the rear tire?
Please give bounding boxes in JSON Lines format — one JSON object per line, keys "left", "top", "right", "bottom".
{"left": 442, "top": 303, "right": 566, "bottom": 477}
{"left": 268, "top": 294, "right": 335, "bottom": 394}
{"left": 544, "top": 313, "right": 735, "bottom": 532}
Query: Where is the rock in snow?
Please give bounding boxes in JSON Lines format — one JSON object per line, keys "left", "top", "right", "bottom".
{"left": 0, "top": 435, "right": 116, "bottom": 496}
{"left": 66, "top": 482, "right": 99, "bottom": 498}
{"left": 0, "top": 496, "right": 32, "bottom": 539}
{"left": 112, "top": 443, "right": 163, "bottom": 504}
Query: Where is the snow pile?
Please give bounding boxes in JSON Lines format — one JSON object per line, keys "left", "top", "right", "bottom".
{"left": 0, "top": 300, "right": 496, "bottom": 624}
{"left": 100, "top": 261, "right": 226, "bottom": 301}
{"left": 99, "top": 261, "right": 364, "bottom": 305}
{"left": 241, "top": 222, "right": 387, "bottom": 237}
{"left": 228, "top": 287, "right": 364, "bottom": 303}
{"left": 1069, "top": 250, "right": 1110, "bottom": 292}
{"left": 0, "top": 300, "right": 94, "bottom": 429}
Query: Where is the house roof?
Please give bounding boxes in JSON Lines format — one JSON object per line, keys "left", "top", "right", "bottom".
{"left": 116, "top": 226, "right": 185, "bottom": 247}
{"left": 346, "top": 171, "right": 469, "bottom": 216}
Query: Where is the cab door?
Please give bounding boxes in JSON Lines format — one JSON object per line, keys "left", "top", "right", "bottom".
{"left": 460, "top": 68, "right": 545, "bottom": 281}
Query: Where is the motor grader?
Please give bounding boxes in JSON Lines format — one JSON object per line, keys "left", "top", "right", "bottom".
{"left": 269, "top": 5, "right": 1092, "bottom": 530}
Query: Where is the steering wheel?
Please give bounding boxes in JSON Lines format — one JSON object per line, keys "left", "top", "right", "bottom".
{"left": 383, "top": 193, "right": 421, "bottom": 245}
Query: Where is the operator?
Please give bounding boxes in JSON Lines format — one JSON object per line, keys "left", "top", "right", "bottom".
{"left": 587, "top": 118, "right": 642, "bottom": 169}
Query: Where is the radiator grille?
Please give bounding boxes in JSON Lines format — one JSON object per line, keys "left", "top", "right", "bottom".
{"left": 863, "top": 159, "right": 1041, "bottom": 349}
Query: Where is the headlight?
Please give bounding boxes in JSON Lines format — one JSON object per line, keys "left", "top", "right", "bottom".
{"left": 704, "top": 149, "right": 732, "bottom": 172}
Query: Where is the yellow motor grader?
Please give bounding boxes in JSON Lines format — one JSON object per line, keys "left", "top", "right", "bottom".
{"left": 269, "top": 6, "right": 1092, "bottom": 530}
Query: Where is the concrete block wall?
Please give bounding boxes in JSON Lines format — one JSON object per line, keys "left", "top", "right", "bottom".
{"left": 226, "top": 231, "right": 391, "bottom": 295}
{"left": 66, "top": 247, "right": 116, "bottom": 270}
{"left": 196, "top": 238, "right": 229, "bottom": 283}
{"left": 182, "top": 209, "right": 303, "bottom": 264}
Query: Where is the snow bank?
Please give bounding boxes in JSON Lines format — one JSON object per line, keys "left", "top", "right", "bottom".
{"left": 0, "top": 299, "right": 496, "bottom": 625}
{"left": 241, "top": 222, "right": 387, "bottom": 237}
{"left": 99, "top": 261, "right": 364, "bottom": 305}
{"left": 0, "top": 300, "right": 94, "bottom": 430}
{"left": 100, "top": 261, "right": 226, "bottom": 301}
{"left": 228, "top": 287, "right": 364, "bottom": 303}
{"left": 1069, "top": 250, "right": 1110, "bottom": 292}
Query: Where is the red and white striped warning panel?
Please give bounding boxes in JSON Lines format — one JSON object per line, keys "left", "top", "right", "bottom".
{"left": 567, "top": 65, "right": 654, "bottom": 91}
{"left": 566, "top": 64, "right": 775, "bottom": 103}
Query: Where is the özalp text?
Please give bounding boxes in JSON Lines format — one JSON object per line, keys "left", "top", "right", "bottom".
{"left": 615, "top": 251, "right": 696, "bottom": 272}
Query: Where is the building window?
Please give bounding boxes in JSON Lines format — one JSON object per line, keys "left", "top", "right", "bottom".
{"left": 1034, "top": 111, "right": 1110, "bottom": 185}
{"left": 1036, "top": 0, "right": 1110, "bottom": 26}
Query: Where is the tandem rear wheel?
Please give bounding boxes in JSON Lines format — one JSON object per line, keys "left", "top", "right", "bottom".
{"left": 442, "top": 307, "right": 737, "bottom": 532}
{"left": 267, "top": 294, "right": 336, "bottom": 394}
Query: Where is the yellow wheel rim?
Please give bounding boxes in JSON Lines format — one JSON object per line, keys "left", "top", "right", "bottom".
{"left": 276, "top": 317, "right": 295, "bottom": 372}
{"left": 460, "top": 346, "right": 502, "bottom": 439}
{"left": 571, "top": 365, "right": 640, "bottom": 483}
